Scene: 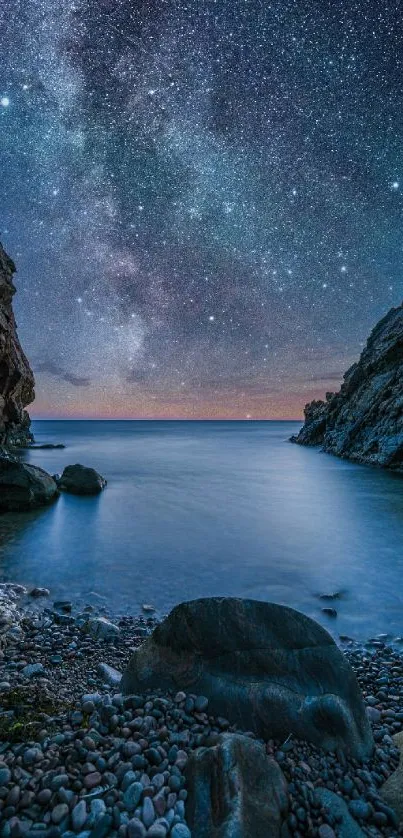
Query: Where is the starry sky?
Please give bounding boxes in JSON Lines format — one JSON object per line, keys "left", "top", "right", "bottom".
{"left": 1, "top": 0, "right": 403, "bottom": 419}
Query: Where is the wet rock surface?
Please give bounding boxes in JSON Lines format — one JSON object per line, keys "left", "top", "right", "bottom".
{"left": 121, "top": 597, "right": 373, "bottom": 760}
{"left": 291, "top": 302, "right": 403, "bottom": 470}
{"left": 0, "top": 457, "right": 59, "bottom": 511}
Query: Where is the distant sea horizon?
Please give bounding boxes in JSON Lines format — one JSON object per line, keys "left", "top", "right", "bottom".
{"left": 30, "top": 416, "right": 305, "bottom": 422}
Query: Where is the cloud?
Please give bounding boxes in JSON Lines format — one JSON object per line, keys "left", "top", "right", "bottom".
{"left": 308, "top": 371, "right": 343, "bottom": 383}
{"left": 35, "top": 360, "right": 91, "bottom": 387}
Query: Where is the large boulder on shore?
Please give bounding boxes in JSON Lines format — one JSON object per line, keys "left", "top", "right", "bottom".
{"left": 185, "top": 733, "right": 288, "bottom": 838}
{"left": 291, "top": 302, "right": 403, "bottom": 470}
{"left": 121, "top": 597, "right": 373, "bottom": 760}
{"left": 57, "top": 463, "right": 106, "bottom": 495}
{"left": 380, "top": 730, "right": 403, "bottom": 824}
{"left": 0, "top": 456, "right": 59, "bottom": 511}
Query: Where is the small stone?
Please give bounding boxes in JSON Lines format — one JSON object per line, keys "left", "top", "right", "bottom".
{"left": 0, "top": 766, "right": 11, "bottom": 785}
{"left": 170, "top": 825, "right": 191, "bottom": 838}
{"left": 97, "top": 663, "right": 122, "bottom": 686}
{"left": 194, "top": 695, "right": 208, "bottom": 712}
{"left": 318, "top": 826, "right": 336, "bottom": 838}
{"left": 141, "top": 796, "right": 155, "bottom": 828}
{"left": 174, "top": 692, "right": 186, "bottom": 703}
{"left": 123, "top": 782, "right": 143, "bottom": 811}
{"left": 51, "top": 802, "right": 69, "bottom": 824}
{"left": 366, "top": 706, "right": 381, "bottom": 723}
{"left": 348, "top": 799, "right": 372, "bottom": 821}
{"left": 37, "top": 789, "right": 52, "bottom": 805}
{"left": 21, "top": 662, "right": 45, "bottom": 678}
{"left": 86, "top": 617, "right": 119, "bottom": 640}
{"left": 147, "top": 824, "right": 167, "bottom": 838}
{"left": 90, "top": 799, "right": 106, "bottom": 820}
{"left": 72, "top": 800, "right": 87, "bottom": 832}
{"left": 127, "top": 819, "right": 146, "bottom": 838}
{"left": 88, "top": 813, "right": 113, "bottom": 838}
{"left": 51, "top": 774, "right": 69, "bottom": 790}
{"left": 83, "top": 772, "right": 102, "bottom": 790}
{"left": 30, "top": 588, "right": 50, "bottom": 597}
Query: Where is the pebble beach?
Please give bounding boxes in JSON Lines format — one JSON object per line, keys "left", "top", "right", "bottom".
{"left": 1, "top": 585, "right": 403, "bottom": 838}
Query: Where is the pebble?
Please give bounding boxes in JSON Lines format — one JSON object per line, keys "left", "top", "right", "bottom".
{"left": 127, "top": 819, "right": 146, "bottom": 838}
{"left": 170, "top": 825, "right": 191, "bottom": 838}
{"left": 51, "top": 803, "right": 69, "bottom": 824}
{"left": 72, "top": 800, "right": 87, "bottom": 831}
{"left": 0, "top": 766, "right": 11, "bottom": 784}
{"left": 141, "top": 796, "right": 155, "bottom": 828}
{"left": 123, "top": 782, "right": 143, "bottom": 812}
{"left": 20, "top": 662, "right": 45, "bottom": 678}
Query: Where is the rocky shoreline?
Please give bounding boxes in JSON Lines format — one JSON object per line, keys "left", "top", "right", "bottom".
{"left": 1, "top": 588, "right": 403, "bottom": 837}
{"left": 291, "top": 302, "right": 403, "bottom": 471}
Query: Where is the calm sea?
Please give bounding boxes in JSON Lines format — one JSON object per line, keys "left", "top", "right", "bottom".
{"left": 1, "top": 419, "right": 403, "bottom": 640}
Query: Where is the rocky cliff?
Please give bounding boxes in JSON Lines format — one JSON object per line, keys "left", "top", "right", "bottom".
{"left": 291, "top": 303, "right": 403, "bottom": 470}
{"left": 0, "top": 244, "right": 34, "bottom": 448}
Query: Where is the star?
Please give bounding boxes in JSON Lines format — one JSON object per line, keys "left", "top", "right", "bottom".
{"left": 0, "top": 97, "right": 10, "bottom": 108}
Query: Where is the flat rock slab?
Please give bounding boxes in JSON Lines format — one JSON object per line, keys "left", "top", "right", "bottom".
{"left": 185, "top": 733, "right": 288, "bottom": 838}
{"left": 0, "top": 457, "right": 59, "bottom": 511}
{"left": 121, "top": 597, "right": 373, "bottom": 759}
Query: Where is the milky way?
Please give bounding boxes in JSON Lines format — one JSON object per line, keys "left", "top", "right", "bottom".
{"left": 1, "top": 0, "right": 403, "bottom": 418}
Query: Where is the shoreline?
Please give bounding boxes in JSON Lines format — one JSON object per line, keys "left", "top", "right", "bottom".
{"left": 1, "top": 586, "right": 403, "bottom": 836}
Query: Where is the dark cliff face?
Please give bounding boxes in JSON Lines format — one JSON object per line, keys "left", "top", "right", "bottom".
{"left": 291, "top": 303, "right": 403, "bottom": 470}
{"left": 0, "top": 244, "right": 34, "bottom": 447}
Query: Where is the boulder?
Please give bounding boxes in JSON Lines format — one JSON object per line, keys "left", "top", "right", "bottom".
{"left": 0, "top": 456, "right": 59, "bottom": 511}
{"left": 185, "top": 733, "right": 287, "bottom": 838}
{"left": 291, "top": 302, "right": 403, "bottom": 470}
{"left": 57, "top": 463, "right": 106, "bottom": 495}
{"left": 121, "top": 597, "right": 373, "bottom": 760}
{"left": 380, "top": 729, "right": 403, "bottom": 823}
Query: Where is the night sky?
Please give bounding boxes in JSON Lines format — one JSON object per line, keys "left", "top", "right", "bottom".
{"left": 1, "top": 0, "right": 403, "bottom": 419}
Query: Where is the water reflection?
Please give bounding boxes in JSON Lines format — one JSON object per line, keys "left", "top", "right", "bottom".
{"left": 0, "top": 420, "right": 402, "bottom": 639}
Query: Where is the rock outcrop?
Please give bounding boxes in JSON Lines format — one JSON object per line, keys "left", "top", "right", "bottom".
{"left": 121, "top": 597, "right": 373, "bottom": 760}
{"left": 291, "top": 303, "right": 403, "bottom": 469}
{"left": 0, "top": 456, "right": 59, "bottom": 511}
{"left": 185, "top": 733, "right": 288, "bottom": 838}
{"left": 0, "top": 244, "right": 34, "bottom": 448}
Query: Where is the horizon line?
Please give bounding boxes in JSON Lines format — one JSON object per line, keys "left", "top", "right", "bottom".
{"left": 30, "top": 416, "right": 304, "bottom": 422}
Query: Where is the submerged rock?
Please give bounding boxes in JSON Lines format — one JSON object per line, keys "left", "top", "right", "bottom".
{"left": 291, "top": 302, "right": 403, "bottom": 470}
{"left": 57, "top": 463, "right": 107, "bottom": 495}
{"left": 185, "top": 733, "right": 288, "bottom": 838}
{"left": 0, "top": 244, "right": 35, "bottom": 449}
{"left": 26, "top": 442, "right": 66, "bottom": 449}
{"left": 0, "top": 456, "right": 59, "bottom": 511}
{"left": 121, "top": 597, "right": 373, "bottom": 760}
